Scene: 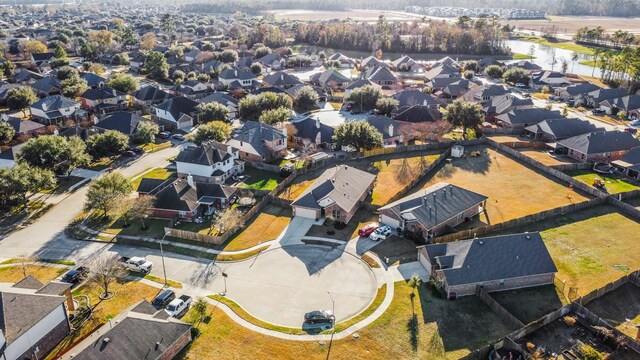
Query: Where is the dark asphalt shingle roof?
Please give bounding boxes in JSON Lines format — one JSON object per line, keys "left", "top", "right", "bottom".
{"left": 227, "top": 121, "right": 286, "bottom": 158}
{"left": 155, "top": 96, "right": 199, "bottom": 121}
{"left": 558, "top": 130, "right": 640, "bottom": 155}
{"left": 524, "top": 118, "right": 601, "bottom": 140}
{"left": 30, "top": 95, "right": 79, "bottom": 112}
{"left": 496, "top": 108, "right": 562, "bottom": 126}
{"left": 292, "top": 165, "right": 376, "bottom": 212}
{"left": 393, "top": 90, "right": 439, "bottom": 108}
{"left": 133, "top": 85, "right": 173, "bottom": 102}
{"left": 292, "top": 117, "right": 335, "bottom": 144}
{"left": 36, "top": 281, "right": 72, "bottom": 296}
{"left": 11, "top": 275, "right": 44, "bottom": 290}
{"left": 95, "top": 111, "right": 147, "bottom": 136}
{"left": 0, "top": 290, "right": 66, "bottom": 343}
{"left": 6, "top": 117, "right": 46, "bottom": 134}
{"left": 425, "top": 232, "right": 557, "bottom": 286}
{"left": 262, "top": 71, "right": 302, "bottom": 87}
{"left": 364, "top": 66, "right": 398, "bottom": 82}
{"left": 380, "top": 182, "right": 487, "bottom": 230}
{"left": 392, "top": 105, "right": 441, "bottom": 123}
{"left": 176, "top": 142, "right": 232, "bottom": 166}
{"left": 81, "top": 87, "right": 125, "bottom": 101}
{"left": 151, "top": 178, "right": 236, "bottom": 212}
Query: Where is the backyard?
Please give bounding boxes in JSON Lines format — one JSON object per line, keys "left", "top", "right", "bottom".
{"left": 491, "top": 285, "right": 569, "bottom": 325}
{"left": 180, "top": 281, "right": 514, "bottom": 360}
{"left": 585, "top": 282, "right": 640, "bottom": 339}
{"left": 501, "top": 205, "right": 640, "bottom": 295}
{"left": 519, "top": 150, "right": 578, "bottom": 167}
{"left": 422, "top": 146, "right": 591, "bottom": 225}
{"left": 565, "top": 169, "right": 639, "bottom": 194}
{"left": 239, "top": 167, "right": 283, "bottom": 191}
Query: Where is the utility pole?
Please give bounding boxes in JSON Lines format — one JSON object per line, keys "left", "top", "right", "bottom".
{"left": 160, "top": 231, "right": 169, "bottom": 287}
{"left": 326, "top": 291, "right": 336, "bottom": 360}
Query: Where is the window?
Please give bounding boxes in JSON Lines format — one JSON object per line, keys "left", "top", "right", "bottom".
{"left": 178, "top": 211, "right": 187, "bottom": 218}
{"left": 332, "top": 209, "right": 340, "bottom": 218}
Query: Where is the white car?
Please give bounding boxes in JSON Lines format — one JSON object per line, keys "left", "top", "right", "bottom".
{"left": 120, "top": 256, "right": 153, "bottom": 273}
{"left": 370, "top": 225, "right": 392, "bottom": 241}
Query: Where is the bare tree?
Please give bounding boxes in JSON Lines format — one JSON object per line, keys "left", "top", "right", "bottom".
{"left": 89, "top": 253, "right": 126, "bottom": 299}
{"left": 126, "top": 195, "right": 156, "bottom": 230}
{"left": 18, "top": 255, "right": 39, "bottom": 277}
{"left": 213, "top": 208, "right": 242, "bottom": 234}
{"left": 397, "top": 157, "right": 413, "bottom": 184}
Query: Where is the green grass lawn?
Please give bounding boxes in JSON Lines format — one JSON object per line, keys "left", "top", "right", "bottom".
{"left": 565, "top": 169, "right": 638, "bottom": 194}
{"left": 512, "top": 53, "right": 536, "bottom": 60}
{"left": 131, "top": 167, "right": 175, "bottom": 189}
{"left": 102, "top": 218, "right": 170, "bottom": 239}
{"left": 239, "top": 168, "right": 282, "bottom": 191}
{"left": 514, "top": 35, "right": 596, "bottom": 55}
{"left": 579, "top": 60, "right": 597, "bottom": 67}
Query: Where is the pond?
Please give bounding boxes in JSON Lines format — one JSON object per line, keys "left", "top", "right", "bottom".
{"left": 504, "top": 39, "right": 601, "bottom": 77}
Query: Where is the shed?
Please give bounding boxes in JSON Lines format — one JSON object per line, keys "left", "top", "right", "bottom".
{"left": 451, "top": 145, "right": 464, "bottom": 158}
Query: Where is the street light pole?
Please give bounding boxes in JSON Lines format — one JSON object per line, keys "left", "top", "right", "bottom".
{"left": 326, "top": 291, "right": 335, "bottom": 360}
{"left": 220, "top": 271, "right": 228, "bottom": 296}
{"left": 160, "top": 231, "right": 169, "bottom": 287}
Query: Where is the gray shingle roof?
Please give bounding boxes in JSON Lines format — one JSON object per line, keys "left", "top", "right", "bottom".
{"left": 496, "top": 108, "right": 562, "bottom": 126}
{"left": 380, "top": 182, "right": 487, "bottom": 230}
{"left": 95, "top": 111, "right": 147, "bottom": 136}
{"left": 558, "top": 130, "right": 640, "bottom": 155}
{"left": 30, "top": 95, "right": 79, "bottom": 113}
{"left": 524, "top": 118, "right": 601, "bottom": 140}
{"left": 292, "top": 165, "right": 376, "bottom": 213}
{"left": 292, "top": 117, "right": 335, "bottom": 144}
{"left": 392, "top": 90, "right": 439, "bottom": 108}
{"left": 364, "top": 66, "right": 398, "bottom": 82}
{"left": 425, "top": 232, "right": 557, "bottom": 286}
{"left": 392, "top": 105, "right": 441, "bottom": 123}
{"left": 262, "top": 71, "right": 302, "bottom": 87}
{"left": 176, "top": 142, "right": 232, "bottom": 166}
{"left": 155, "top": 96, "right": 199, "bottom": 121}
{"left": 227, "top": 121, "right": 285, "bottom": 158}
{"left": 81, "top": 87, "right": 125, "bottom": 101}
{"left": 0, "top": 290, "right": 66, "bottom": 343}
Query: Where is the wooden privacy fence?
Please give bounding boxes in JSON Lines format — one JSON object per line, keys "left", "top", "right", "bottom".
{"left": 476, "top": 285, "right": 525, "bottom": 330}
{"left": 578, "top": 269, "right": 640, "bottom": 306}
{"left": 433, "top": 197, "right": 606, "bottom": 243}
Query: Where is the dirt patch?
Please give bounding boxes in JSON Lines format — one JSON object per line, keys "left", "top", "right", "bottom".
{"left": 585, "top": 283, "right": 640, "bottom": 339}
{"left": 422, "top": 145, "right": 590, "bottom": 226}
{"left": 519, "top": 150, "right": 578, "bottom": 166}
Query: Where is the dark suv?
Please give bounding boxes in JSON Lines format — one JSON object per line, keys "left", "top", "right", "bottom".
{"left": 151, "top": 290, "right": 176, "bottom": 310}
{"left": 304, "top": 310, "right": 335, "bottom": 323}
{"left": 61, "top": 266, "right": 89, "bottom": 285}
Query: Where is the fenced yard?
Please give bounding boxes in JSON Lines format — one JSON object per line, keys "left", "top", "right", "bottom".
{"left": 519, "top": 150, "right": 578, "bottom": 167}
{"left": 584, "top": 282, "right": 640, "bottom": 339}
{"left": 565, "top": 169, "right": 639, "bottom": 194}
{"left": 491, "top": 285, "right": 569, "bottom": 325}
{"left": 421, "top": 145, "right": 591, "bottom": 225}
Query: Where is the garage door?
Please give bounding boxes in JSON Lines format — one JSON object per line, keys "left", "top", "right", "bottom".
{"left": 294, "top": 206, "right": 318, "bottom": 219}
{"left": 380, "top": 214, "right": 400, "bottom": 229}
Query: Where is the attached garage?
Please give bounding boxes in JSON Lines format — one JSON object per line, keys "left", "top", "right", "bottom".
{"left": 293, "top": 206, "right": 319, "bottom": 220}
{"left": 380, "top": 214, "right": 400, "bottom": 230}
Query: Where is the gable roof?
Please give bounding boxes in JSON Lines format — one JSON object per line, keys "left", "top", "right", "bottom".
{"left": 558, "top": 130, "right": 640, "bottom": 155}
{"left": 291, "top": 117, "right": 335, "bottom": 144}
{"left": 31, "top": 76, "right": 61, "bottom": 93}
{"left": 227, "top": 121, "right": 286, "bottom": 158}
{"left": 558, "top": 83, "right": 600, "bottom": 97}
{"left": 81, "top": 86, "right": 125, "bottom": 100}
{"left": 424, "top": 232, "right": 557, "bottom": 286}
{"left": 133, "top": 85, "right": 173, "bottom": 102}
{"left": 612, "top": 146, "right": 640, "bottom": 170}
{"left": 219, "top": 67, "right": 256, "bottom": 81}
{"left": 483, "top": 94, "right": 533, "bottom": 115}
{"left": 199, "top": 92, "right": 238, "bottom": 107}
{"left": 315, "top": 69, "right": 350, "bottom": 85}
{"left": 584, "top": 88, "right": 628, "bottom": 103}
{"left": 176, "top": 141, "right": 232, "bottom": 166}
{"left": 392, "top": 105, "right": 441, "bottom": 123}
{"left": 95, "top": 111, "right": 147, "bottom": 136}
{"left": 393, "top": 90, "right": 439, "bottom": 108}
{"left": 0, "top": 287, "right": 66, "bottom": 344}
{"left": 496, "top": 108, "right": 562, "bottom": 126}
{"left": 292, "top": 165, "right": 376, "bottom": 213}
{"left": 155, "top": 96, "right": 199, "bottom": 120}
{"left": 5, "top": 117, "right": 46, "bottom": 134}
{"left": 601, "top": 95, "right": 640, "bottom": 111}
{"left": 364, "top": 66, "right": 398, "bottom": 82}
{"left": 380, "top": 182, "right": 487, "bottom": 230}
{"left": 81, "top": 72, "right": 107, "bottom": 87}
{"left": 150, "top": 177, "right": 236, "bottom": 212}
{"left": 462, "top": 84, "right": 508, "bottom": 102}
{"left": 524, "top": 118, "right": 601, "bottom": 140}
{"left": 30, "top": 95, "right": 79, "bottom": 113}
{"left": 262, "top": 71, "right": 302, "bottom": 87}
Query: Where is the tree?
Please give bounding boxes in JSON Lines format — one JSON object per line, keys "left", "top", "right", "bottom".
{"left": 443, "top": 99, "right": 484, "bottom": 139}
{"left": 0, "top": 163, "right": 56, "bottom": 214}
{"left": 462, "top": 60, "right": 480, "bottom": 73}
{"left": 140, "top": 32, "right": 157, "bottom": 51}
{"left": 253, "top": 46, "right": 271, "bottom": 59}
{"left": 399, "top": 121, "right": 453, "bottom": 144}
{"left": 84, "top": 172, "right": 132, "bottom": 218}
{"left": 53, "top": 45, "right": 67, "bottom": 59}
{"left": 294, "top": 85, "right": 319, "bottom": 110}
{"left": 197, "top": 73, "right": 211, "bottom": 82}
{"left": 0, "top": 121, "right": 15, "bottom": 144}
{"left": 23, "top": 40, "right": 47, "bottom": 55}
{"left": 1, "top": 59, "right": 15, "bottom": 78}
{"left": 192, "top": 121, "right": 232, "bottom": 145}
{"left": 218, "top": 49, "right": 238, "bottom": 63}
{"left": 60, "top": 76, "right": 89, "bottom": 98}
{"left": 125, "top": 194, "right": 155, "bottom": 229}
{"left": 87, "top": 63, "right": 106, "bottom": 75}
{"left": 250, "top": 63, "right": 263, "bottom": 75}
{"left": 375, "top": 97, "right": 399, "bottom": 116}
{"left": 484, "top": 65, "right": 504, "bottom": 78}
{"left": 238, "top": 92, "right": 293, "bottom": 120}
{"left": 161, "top": 13, "right": 176, "bottom": 43}
{"left": 134, "top": 121, "right": 159, "bottom": 144}
{"left": 144, "top": 51, "right": 169, "bottom": 80}
{"left": 560, "top": 58, "right": 569, "bottom": 74}
{"left": 172, "top": 70, "right": 185, "bottom": 82}
{"left": 196, "top": 102, "right": 229, "bottom": 123}
{"left": 345, "top": 85, "right": 382, "bottom": 111}
{"left": 65, "top": 137, "right": 91, "bottom": 178}
{"left": 463, "top": 70, "right": 474, "bottom": 79}
{"left": 89, "top": 253, "right": 126, "bottom": 299}
{"left": 259, "top": 107, "right": 291, "bottom": 125}
{"left": 502, "top": 68, "right": 531, "bottom": 85}
{"left": 87, "top": 130, "right": 129, "bottom": 158}
{"left": 20, "top": 135, "right": 67, "bottom": 173}
{"left": 191, "top": 298, "right": 208, "bottom": 328}
{"left": 107, "top": 73, "right": 140, "bottom": 94}
{"left": 333, "top": 121, "right": 383, "bottom": 151}
{"left": 112, "top": 53, "right": 130, "bottom": 66}
{"left": 56, "top": 65, "right": 78, "bottom": 81}
{"left": 6, "top": 87, "right": 38, "bottom": 117}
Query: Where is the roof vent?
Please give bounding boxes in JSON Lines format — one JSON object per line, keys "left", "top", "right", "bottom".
{"left": 478, "top": 240, "right": 483, "bottom": 245}
{"left": 103, "top": 337, "right": 110, "bottom": 344}
{"left": 525, "top": 235, "right": 531, "bottom": 240}
{"left": 155, "top": 341, "right": 161, "bottom": 350}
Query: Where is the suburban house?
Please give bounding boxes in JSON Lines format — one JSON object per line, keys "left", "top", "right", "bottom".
{"left": 80, "top": 87, "right": 128, "bottom": 115}
{"left": 390, "top": 55, "right": 426, "bottom": 74}
{"left": 556, "top": 130, "right": 640, "bottom": 163}
{"left": 554, "top": 83, "right": 600, "bottom": 101}
{"left": 3, "top": 114, "right": 46, "bottom": 137}
{"left": 291, "top": 116, "right": 335, "bottom": 148}
{"left": 524, "top": 118, "right": 601, "bottom": 142}
{"left": 262, "top": 71, "right": 302, "bottom": 89}
{"left": 482, "top": 95, "right": 534, "bottom": 119}
{"left": 364, "top": 66, "right": 398, "bottom": 87}
{"left": 176, "top": 141, "right": 244, "bottom": 184}
{"left": 226, "top": 121, "right": 287, "bottom": 163}
{"left": 417, "top": 232, "right": 557, "bottom": 298}
{"left": 495, "top": 108, "right": 562, "bottom": 129}
{"left": 612, "top": 146, "right": 640, "bottom": 180}
{"left": 360, "top": 56, "right": 386, "bottom": 70}
{"left": 257, "top": 53, "right": 285, "bottom": 70}
{"left": 0, "top": 276, "right": 73, "bottom": 360}
{"left": 530, "top": 70, "right": 571, "bottom": 89}
{"left": 508, "top": 60, "right": 542, "bottom": 71}
{"left": 367, "top": 116, "right": 404, "bottom": 145}
{"left": 344, "top": 79, "right": 377, "bottom": 97}
{"left": 580, "top": 88, "right": 628, "bottom": 108}
{"left": 462, "top": 84, "right": 508, "bottom": 103}
{"left": 434, "top": 79, "right": 470, "bottom": 102}
{"left": 0, "top": 82, "right": 20, "bottom": 106}
{"left": 80, "top": 72, "right": 106, "bottom": 89}
{"left": 392, "top": 105, "right": 442, "bottom": 123}
{"left": 326, "top": 52, "right": 355, "bottom": 68}
{"left": 61, "top": 300, "right": 192, "bottom": 360}
{"left": 29, "top": 95, "right": 81, "bottom": 125}
{"left": 378, "top": 182, "right": 488, "bottom": 239}
{"left": 393, "top": 90, "right": 440, "bottom": 110}
{"left": 138, "top": 176, "right": 237, "bottom": 219}
{"left": 132, "top": 85, "right": 174, "bottom": 107}
{"left": 285, "top": 84, "right": 327, "bottom": 104}
{"left": 291, "top": 165, "right": 376, "bottom": 223}
{"left": 199, "top": 92, "right": 239, "bottom": 120}
{"left": 30, "top": 76, "right": 61, "bottom": 97}
{"left": 94, "top": 111, "right": 149, "bottom": 138}
{"left": 13, "top": 69, "right": 44, "bottom": 84}
{"left": 170, "top": 80, "right": 212, "bottom": 100}
{"left": 599, "top": 95, "right": 640, "bottom": 119}
{"left": 154, "top": 96, "right": 200, "bottom": 130}
{"left": 218, "top": 67, "right": 258, "bottom": 90}
{"left": 311, "top": 69, "right": 351, "bottom": 91}
{"left": 0, "top": 143, "right": 25, "bottom": 169}
{"left": 30, "top": 52, "right": 55, "bottom": 69}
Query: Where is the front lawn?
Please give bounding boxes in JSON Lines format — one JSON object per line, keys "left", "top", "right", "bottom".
{"left": 305, "top": 211, "right": 378, "bottom": 241}
{"left": 101, "top": 217, "right": 170, "bottom": 239}
{"left": 238, "top": 168, "right": 282, "bottom": 191}
{"left": 369, "top": 236, "right": 420, "bottom": 266}
{"left": 180, "top": 281, "right": 513, "bottom": 360}
{"left": 0, "top": 265, "right": 66, "bottom": 283}
{"left": 564, "top": 169, "right": 638, "bottom": 194}
{"left": 130, "top": 167, "right": 175, "bottom": 189}
{"left": 223, "top": 204, "right": 291, "bottom": 250}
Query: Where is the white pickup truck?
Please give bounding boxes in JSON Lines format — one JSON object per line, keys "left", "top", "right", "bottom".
{"left": 119, "top": 256, "right": 153, "bottom": 273}
{"left": 164, "top": 295, "right": 192, "bottom": 317}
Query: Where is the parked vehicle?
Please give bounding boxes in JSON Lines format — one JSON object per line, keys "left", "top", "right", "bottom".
{"left": 123, "top": 150, "right": 137, "bottom": 157}
{"left": 119, "top": 256, "right": 153, "bottom": 273}
{"left": 131, "top": 147, "right": 145, "bottom": 154}
{"left": 61, "top": 266, "right": 89, "bottom": 285}
{"left": 152, "top": 290, "right": 176, "bottom": 310}
{"left": 157, "top": 131, "right": 171, "bottom": 139}
{"left": 370, "top": 225, "right": 392, "bottom": 241}
{"left": 515, "top": 83, "right": 528, "bottom": 89}
{"left": 304, "top": 310, "right": 335, "bottom": 323}
{"left": 592, "top": 109, "right": 605, "bottom": 115}
{"left": 165, "top": 295, "right": 192, "bottom": 317}
{"left": 172, "top": 134, "right": 186, "bottom": 141}
{"left": 522, "top": 93, "right": 531, "bottom": 98}
{"left": 358, "top": 222, "right": 379, "bottom": 237}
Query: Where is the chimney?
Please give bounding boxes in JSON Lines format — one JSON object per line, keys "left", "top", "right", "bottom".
{"left": 282, "top": 125, "right": 287, "bottom": 138}
{"left": 422, "top": 196, "right": 427, "bottom": 208}
{"left": 316, "top": 117, "right": 321, "bottom": 129}
{"left": 423, "top": 99, "right": 427, "bottom": 106}
{"left": 112, "top": 89, "right": 117, "bottom": 97}
{"left": 388, "top": 123, "right": 394, "bottom": 137}
{"left": 234, "top": 69, "right": 238, "bottom": 77}
{"left": 42, "top": 102, "right": 48, "bottom": 111}
{"left": 187, "top": 174, "right": 194, "bottom": 187}
{"left": 227, "top": 144, "right": 233, "bottom": 155}
{"left": 449, "top": 186, "right": 453, "bottom": 197}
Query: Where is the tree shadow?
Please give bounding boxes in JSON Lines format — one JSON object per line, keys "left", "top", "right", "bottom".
{"left": 407, "top": 313, "right": 419, "bottom": 351}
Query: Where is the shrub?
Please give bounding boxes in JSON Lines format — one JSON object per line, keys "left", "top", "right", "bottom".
{"left": 563, "top": 315, "right": 577, "bottom": 326}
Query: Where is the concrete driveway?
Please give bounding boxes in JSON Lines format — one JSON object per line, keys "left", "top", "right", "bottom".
{"left": 210, "top": 245, "right": 378, "bottom": 328}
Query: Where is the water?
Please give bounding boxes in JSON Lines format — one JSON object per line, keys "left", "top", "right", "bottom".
{"left": 504, "top": 39, "right": 602, "bottom": 77}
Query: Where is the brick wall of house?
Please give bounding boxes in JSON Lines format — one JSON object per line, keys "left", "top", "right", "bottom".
{"left": 445, "top": 272, "right": 556, "bottom": 297}
{"left": 150, "top": 209, "right": 195, "bottom": 220}
{"left": 19, "top": 316, "right": 70, "bottom": 360}
{"left": 404, "top": 203, "right": 484, "bottom": 238}
{"left": 238, "top": 151, "right": 263, "bottom": 163}
{"left": 159, "top": 329, "right": 192, "bottom": 360}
